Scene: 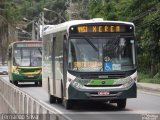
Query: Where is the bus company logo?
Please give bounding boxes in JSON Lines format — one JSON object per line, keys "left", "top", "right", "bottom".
{"left": 142, "top": 114, "right": 159, "bottom": 120}
{"left": 101, "top": 81, "right": 106, "bottom": 84}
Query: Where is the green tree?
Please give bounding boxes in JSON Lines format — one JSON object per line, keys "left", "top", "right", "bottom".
{"left": 88, "top": 0, "right": 160, "bottom": 77}
{"left": 126, "top": 0, "right": 160, "bottom": 76}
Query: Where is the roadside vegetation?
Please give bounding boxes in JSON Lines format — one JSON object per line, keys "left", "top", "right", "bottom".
{"left": 0, "top": 0, "right": 160, "bottom": 83}
{"left": 89, "top": 0, "right": 160, "bottom": 83}
{"left": 138, "top": 73, "right": 160, "bottom": 84}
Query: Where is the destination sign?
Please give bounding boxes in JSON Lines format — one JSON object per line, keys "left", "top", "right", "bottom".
{"left": 73, "top": 61, "right": 102, "bottom": 68}
{"left": 70, "top": 24, "right": 134, "bottom": 33}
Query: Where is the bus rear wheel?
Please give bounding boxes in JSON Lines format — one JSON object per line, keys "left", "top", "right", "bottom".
{"left": 57, "top": 98, "right": 62, "bottom": 104}
{"left": 49, "top": 95, "right": 56, "bottom": 103}
{"left": 117, "top": 99, "right": 126, "bottom": 109}
{"left": 13, "top": 81, "right": 18, "bottom": 86}
{"left": 39, "top": 81, "right": 42, "bottom": 86}
{"left": 35, "top": 82, "right": 39, "bottom": 86}
{"left": 35, "top": 81, "right": 42, "bottom": 86}
{"left": 63, "top": 100, "right": 73, "bottom": 109}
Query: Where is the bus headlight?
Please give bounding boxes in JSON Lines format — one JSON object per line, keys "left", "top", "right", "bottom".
{"left": 114, "top": 76, "right": 132, "bottom": 85}
{"left": 113, "top": 76, "right": 134, "bottom": 88}
{"left": 72, "top": 81, "right": 84, "bottom": 89}
{"left": 67, "top": 72, "right": 76, "bottom": 82}
{"left": 14, "top": 69, "right": 20, "bottom": 74}
{"left": 122, "top": 77, "right": 134, "bottom": 88}
{"left": 130, "top": 71, "right": 137, "bottom": 81}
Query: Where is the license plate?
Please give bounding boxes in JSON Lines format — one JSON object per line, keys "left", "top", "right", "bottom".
{"left": 27, "top": 75, "right": 34, "bottom": 78}
{"left": 98, "top": 91, "right": 110, "bottom": 96}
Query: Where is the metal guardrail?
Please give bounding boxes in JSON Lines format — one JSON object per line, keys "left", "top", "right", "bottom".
{"left": 0, "top": 77, "right": 70, "bottom": 120}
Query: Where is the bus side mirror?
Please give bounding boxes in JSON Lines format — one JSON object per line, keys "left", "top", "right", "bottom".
{"left": 64, "top": 40, "right": 68, "bottom": 51}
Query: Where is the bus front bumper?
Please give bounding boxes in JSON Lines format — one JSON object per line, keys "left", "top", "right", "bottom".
{"left": 68, "top": 82, "right": 137, "bottom": 101}
{"left": 12, "top": 73, "right": 42, "bottom": 82}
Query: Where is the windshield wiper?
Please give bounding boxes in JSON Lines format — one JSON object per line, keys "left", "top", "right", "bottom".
{"left": 82, "top": 36, "right": 99, "bottom": 52}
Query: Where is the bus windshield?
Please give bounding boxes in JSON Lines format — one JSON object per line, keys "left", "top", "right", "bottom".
{"left": 13, "top": 48, "right": 42, "bottom": 67}
{"left": 68, "top": 37, "right": 136, "bottom": 72}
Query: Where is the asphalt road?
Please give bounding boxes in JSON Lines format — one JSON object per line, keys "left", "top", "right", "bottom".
{"left": 1, "top": 75, "right": 160, "bottom": 120}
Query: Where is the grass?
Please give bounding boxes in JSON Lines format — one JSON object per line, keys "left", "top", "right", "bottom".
{"left": 138, "top": 72, "right": 160, "bottom": 84}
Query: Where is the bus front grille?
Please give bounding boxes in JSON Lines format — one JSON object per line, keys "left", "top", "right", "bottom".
{"left": 84, "top": 84, "right": 121, "bottom": 87}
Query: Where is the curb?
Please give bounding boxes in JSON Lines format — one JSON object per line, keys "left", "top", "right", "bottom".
{"left": 137, "top": 83, "right": 160, "bottom": 94}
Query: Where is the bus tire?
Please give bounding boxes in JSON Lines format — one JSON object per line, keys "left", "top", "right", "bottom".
{"left": 39, "top": 81, "right": 42, "bottom": 86}
{"left": 57, "top": 80, "right": 63, "bottom": 104}
{"left": 49, "top": 95, "right": 56, "bottom": 103}
{"left": 117, "top": 99, "right": 126, "bottom": 109}
{"left": 63, "top": 100, "right": 73, "bottom": 109}
{"left": 13, "top": 81, "right": 18, "bottom": 86}
{"left": 35, "top": 82, "right": 38, "bottom": 86}
{"left": 57, "top": 98, "right": 62, "bottom": 104}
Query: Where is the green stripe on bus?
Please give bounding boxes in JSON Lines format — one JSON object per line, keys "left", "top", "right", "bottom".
{"left": 88, "top": 79, "right": 114, "bottom": 85}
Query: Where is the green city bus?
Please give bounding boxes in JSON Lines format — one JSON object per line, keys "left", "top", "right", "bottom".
{"left": 42, "top": 18, "right": 137, "bottom": 109}
{"left": 8, "top": 41, "right": 42, "bottom": 86}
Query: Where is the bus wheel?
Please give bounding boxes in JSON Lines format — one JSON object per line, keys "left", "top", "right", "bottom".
{"left": 49, "top": 95, "right": 56, "bottom": 103}
{"left": 117, "top": 99, "right": 126, "bottom": 109}
{"left": 13, "top": 81, "right": 18, "bottom": 86}
{"left": 35, "top": 82, "right": 38, "bottom": 86}
{"left": 39, "top": 81, "right": 42, "bottom": 86}
{"left": 57, "top": 98, "right": 62, "bottom": 104}
{"left": 63, "top": 100, "right": 73, "bottom": 109}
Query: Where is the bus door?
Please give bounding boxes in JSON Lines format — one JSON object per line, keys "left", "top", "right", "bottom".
{"left": 52, "top": 37, "right": 56, "bottom": 95}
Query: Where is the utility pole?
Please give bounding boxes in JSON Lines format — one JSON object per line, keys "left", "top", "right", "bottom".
{"left": 36, "top": 20, "right": 40, "bottom": 40}
{"left": 68, "top": 0, "right": 72, "bottom": 20}
{"left": 42, "top": 11, "right": 44, "bottom": 40}
{"left": 43, "top": 8, "right": 66, "bottom": 23}
{"left": 31, "top": 20, "right": 35, "bottom": 40}
{"left": 23, "top": 18, "right": 36, "bottom": 40}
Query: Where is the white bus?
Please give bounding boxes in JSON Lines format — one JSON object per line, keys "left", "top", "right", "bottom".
{"left": 42, "top": 18, "right": 137, "bottom": 109}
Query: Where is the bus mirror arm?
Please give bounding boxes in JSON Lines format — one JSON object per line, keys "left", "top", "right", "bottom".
{"left": 63, "top": 35, "right": 68, "bottom": 51}
{"left": 64, "top": 39, "right": 68, "bottom": 51}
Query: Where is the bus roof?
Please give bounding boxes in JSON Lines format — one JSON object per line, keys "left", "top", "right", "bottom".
{"left": 43, "top": 18, "right": 135, "bottom": 35}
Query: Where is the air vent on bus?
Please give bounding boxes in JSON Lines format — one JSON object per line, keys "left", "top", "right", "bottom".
{"left": 80, "top": 74, "right": 125, "bottom": 79}
{"left": 91, "top": 18, "right": 104, "bottom": 21}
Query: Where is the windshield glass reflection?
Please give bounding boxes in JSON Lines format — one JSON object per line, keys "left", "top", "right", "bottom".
{"left": 68, "top": 37, "right": 136, "bottom": 72}
{"left": 14, "top": 48, "right": 42, "bottom": 67}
